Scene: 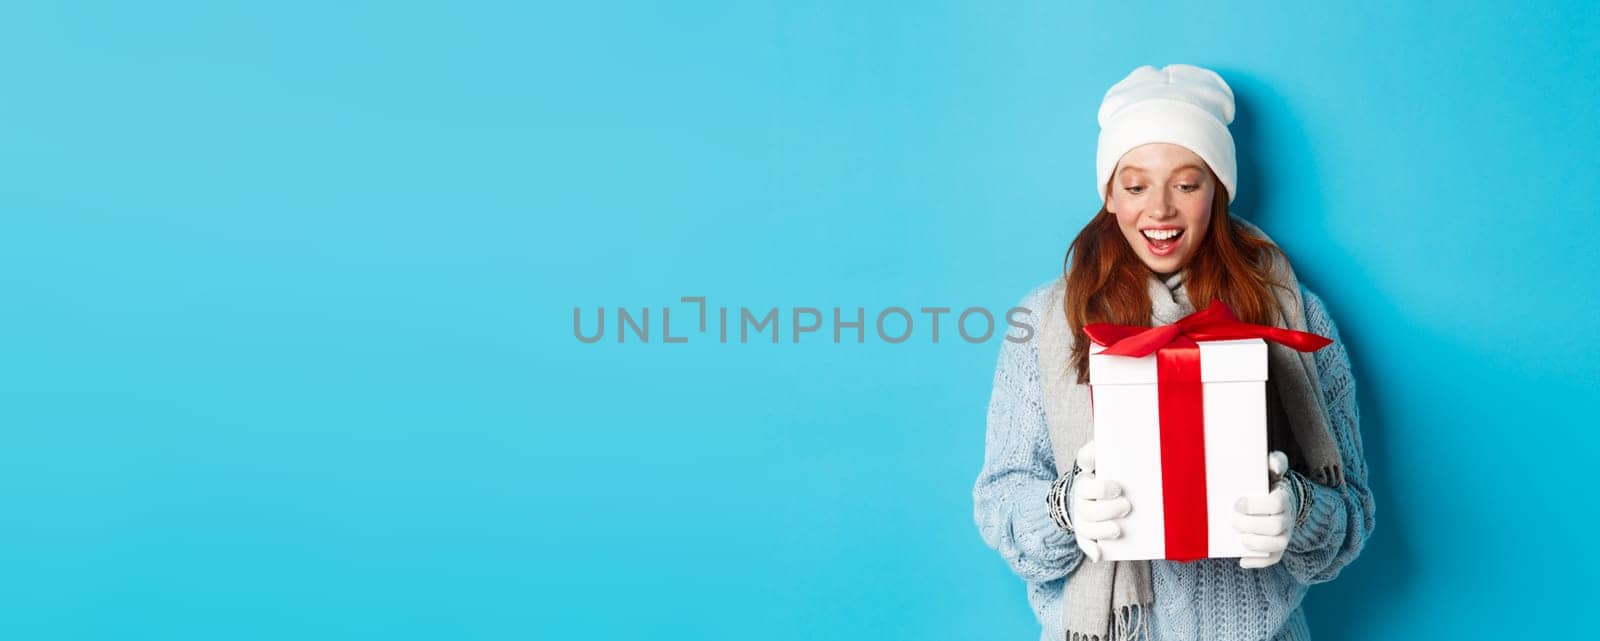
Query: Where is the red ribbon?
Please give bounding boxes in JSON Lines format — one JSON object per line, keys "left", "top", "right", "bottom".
{"left": 1084, "top": 299, "right": 1331, "bottom": 561}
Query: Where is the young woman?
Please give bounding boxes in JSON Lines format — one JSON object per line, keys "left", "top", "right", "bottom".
{"left": 972, "top": 64, "right": 1375, "bottom": 641}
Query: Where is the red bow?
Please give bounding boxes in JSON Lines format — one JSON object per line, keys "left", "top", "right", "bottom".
{"left": 1084, "top": 298, "right": 1332, "bottom": 357}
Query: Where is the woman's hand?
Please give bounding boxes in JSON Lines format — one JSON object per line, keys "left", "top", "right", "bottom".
{"left": 1233, "top": 450, "right": 1297, "bottom": 569}
{"left": 1070, "top": 440, "right": 1132, "bottom": 563}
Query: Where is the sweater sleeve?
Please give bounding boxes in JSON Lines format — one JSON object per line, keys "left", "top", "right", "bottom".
{"left": 1281, "top": 286, "right": 1377, "bottom": 585}
{"left": 972, "top": 286, "right": 1083, "bottom": 583}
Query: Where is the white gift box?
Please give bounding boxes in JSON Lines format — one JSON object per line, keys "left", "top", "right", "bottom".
{"left": 1088, "top": 337, "right": 1270, "bottom": 562}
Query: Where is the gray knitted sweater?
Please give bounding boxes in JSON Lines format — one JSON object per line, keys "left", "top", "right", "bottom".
{"left": 972, "top": 276, "right": 1375, "bottom": 641}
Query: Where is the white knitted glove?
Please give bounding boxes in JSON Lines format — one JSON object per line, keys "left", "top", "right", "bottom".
{"left": 1233, "top": 450, "right": 1297, "bottom": 569}
{"left": 1070, "top": 440, "right": 1131, "bottom": 563}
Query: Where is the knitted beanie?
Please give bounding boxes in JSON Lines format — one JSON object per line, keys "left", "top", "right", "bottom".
{"left": 1096, "top": 64, "right": 1238, "bottom": 203}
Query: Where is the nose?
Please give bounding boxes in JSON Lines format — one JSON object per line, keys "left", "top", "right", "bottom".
{"left": 1148, "top": 192, "right": 1175, "bottom": 218}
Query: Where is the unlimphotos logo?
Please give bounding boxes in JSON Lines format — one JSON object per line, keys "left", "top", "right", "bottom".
{"left": 573, "top": 296, "right": 1039, "bottom": 344}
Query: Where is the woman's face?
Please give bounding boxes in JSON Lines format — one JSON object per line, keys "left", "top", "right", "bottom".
{"left": 1105, "top": 143, "right": 1215, "bottom": 274}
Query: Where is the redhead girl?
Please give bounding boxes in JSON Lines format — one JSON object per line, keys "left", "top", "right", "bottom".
{"left": 972, "top": 64, "right": 1375, "bottom": 641}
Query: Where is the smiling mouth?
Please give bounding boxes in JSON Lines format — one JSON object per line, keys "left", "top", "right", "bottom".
{"left": 1140, "top": 229, "right": 1184, "bottom": 256}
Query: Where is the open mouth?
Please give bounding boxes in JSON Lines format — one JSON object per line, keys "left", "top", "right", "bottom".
{"left": 1141, "top": 228, "right": 1184, "bottom": 256}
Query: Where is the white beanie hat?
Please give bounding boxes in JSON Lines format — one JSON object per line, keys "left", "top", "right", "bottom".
{"left": 1096, "top": 64, "right": 1237, "bottom": 203}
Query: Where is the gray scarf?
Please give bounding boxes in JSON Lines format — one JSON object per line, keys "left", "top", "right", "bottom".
{"left": 1034, "top": 215, "right": 1345, "bottom": 641}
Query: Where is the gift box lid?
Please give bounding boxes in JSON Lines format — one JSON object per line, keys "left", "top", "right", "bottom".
{"left": 1088, "top": 338, "right": 1267, "bottom": 385}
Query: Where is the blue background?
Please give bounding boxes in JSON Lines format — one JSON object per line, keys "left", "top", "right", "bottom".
{"left": 2, "top": 2, "right": 1596, "bottom": 639}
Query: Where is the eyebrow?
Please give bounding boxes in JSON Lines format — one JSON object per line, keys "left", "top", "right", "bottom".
{"left": 1119, "top": 163, "right": 1205, "bottom": 175}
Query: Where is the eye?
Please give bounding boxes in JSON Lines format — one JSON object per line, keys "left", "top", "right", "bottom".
{"left": 1177, "top": 184, "right": 1199, "bottom": 192}
{"left": 1123, "top": 186, "right": 1145, "bottom": 194}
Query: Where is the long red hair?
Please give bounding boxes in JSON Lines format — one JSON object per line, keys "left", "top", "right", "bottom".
{"left": 1061, "top": 173, "right": 1287, "bottom": 383}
